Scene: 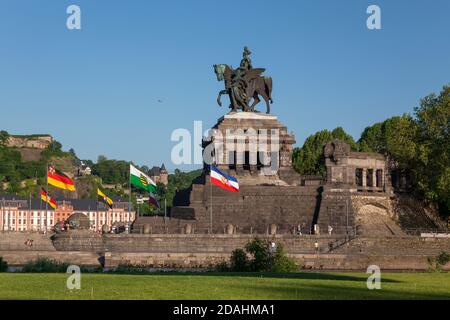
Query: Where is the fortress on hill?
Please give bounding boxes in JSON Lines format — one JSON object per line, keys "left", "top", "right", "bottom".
{"left": 6, "top": 134, "right": 53, "bottom": 150}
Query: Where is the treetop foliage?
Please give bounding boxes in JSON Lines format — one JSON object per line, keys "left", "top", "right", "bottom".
{"left": 293, "top": 85, "right": 449, "bottom": 216}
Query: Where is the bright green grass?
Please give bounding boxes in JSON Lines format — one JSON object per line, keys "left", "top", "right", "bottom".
{"left": 0, "top": 272, "right": 449, "bottom": 300}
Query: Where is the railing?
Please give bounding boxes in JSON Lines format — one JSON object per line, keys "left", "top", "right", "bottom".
{"left": 130, "top": 224, "right": 359, "bottom": 236}
{"left": 403, "top": 228, "right": 450, "bottom": 236}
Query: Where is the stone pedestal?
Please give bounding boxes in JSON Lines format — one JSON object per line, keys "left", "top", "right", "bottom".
{"left": 202, "top": 111, "right": 296, "bottom": 181}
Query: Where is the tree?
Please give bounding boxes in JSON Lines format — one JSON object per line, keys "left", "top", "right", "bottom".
{"left": 413, "top": 86, "right": 450, "bottom": 213}
{"left": 0, "top": 130, "right": 9, "bottom": 146}
{"left": 92, "top": 159, "right": 129, "bottom": 185}
{"left": 97, "top": 155, "right": 107, "bottom": 163}
{"left": 293, "top": 127, "right": 357, "bottom": 176}
{"left": 358, "top": 122, "right": 384, "bottom": 152}
{"left": 357, "top": 86, "right": 449, "bottom": 216}
{"left": 383, "top": 115, "right": 418, "bottom": 168}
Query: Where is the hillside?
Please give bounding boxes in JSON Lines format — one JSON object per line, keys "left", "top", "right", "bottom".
{"left": 0, "top": 131, "right": 78, "bottom": 197}
{"left": 0, "top": 130, "right": 202, "bottom": 215}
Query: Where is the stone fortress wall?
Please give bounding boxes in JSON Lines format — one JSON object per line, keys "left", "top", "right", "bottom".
{"left": 6, "top": 135, "right": 53, "bottom": 149}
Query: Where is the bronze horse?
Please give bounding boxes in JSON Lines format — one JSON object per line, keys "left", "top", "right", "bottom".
{"left": 213, "top": 64, "right": 273, "bottom": 114}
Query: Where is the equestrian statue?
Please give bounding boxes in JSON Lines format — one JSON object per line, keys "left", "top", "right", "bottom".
{"left": 213, "top": 47, "right": 273, "bottom": 114}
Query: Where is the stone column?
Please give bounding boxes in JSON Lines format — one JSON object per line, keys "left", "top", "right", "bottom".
{"left": 236, "top": 150, "right": 244, "bottom": 173}
{"left": 4, "top": 210, "right": 8, "bottom": 231}
{"left": 27, "top": 210, "right": 30, "bottom": 231}
{"left": 362, "top": 168, "right": 367, "bottom": 188}
{"left": 371, "top": 169, "right": 376, "bottom": 189}
{"left": 379, "top": 169, "right": 385, "bottom": 190}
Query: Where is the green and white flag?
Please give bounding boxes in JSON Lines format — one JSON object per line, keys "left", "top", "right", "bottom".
{"left": 130, "top": 164, "right": 157, "bottom": 193}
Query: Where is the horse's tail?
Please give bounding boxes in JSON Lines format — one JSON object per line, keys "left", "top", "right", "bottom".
{"left": 264, "top": 76, "right": 273, "bottom": 103}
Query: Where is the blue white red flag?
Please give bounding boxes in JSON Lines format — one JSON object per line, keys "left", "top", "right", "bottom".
{"left": 210, "top": 165, "right": 239, "bottom": 192}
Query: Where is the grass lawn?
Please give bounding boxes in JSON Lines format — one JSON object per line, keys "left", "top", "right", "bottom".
{"left": 0, "top": 272, "right": 449, "bottom": 300}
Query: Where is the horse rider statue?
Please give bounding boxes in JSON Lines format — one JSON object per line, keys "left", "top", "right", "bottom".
{"left": 214, "top": 47, "right": 273, "bottom": 114}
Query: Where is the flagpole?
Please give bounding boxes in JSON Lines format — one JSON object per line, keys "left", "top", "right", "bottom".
{"left": 96, "top": 195, "right": 99, "bottom": 232}
{"left": 1, "top": 197, "right": 4, "bottom": 232}
{"left": 128, "top": 164, "right": 131, "bottom": 227}
{"left": 45, "top": 163, "right": 48, "bottom": 233}
{"left": 210, "top": 173, "right": 213, "bottom": 234}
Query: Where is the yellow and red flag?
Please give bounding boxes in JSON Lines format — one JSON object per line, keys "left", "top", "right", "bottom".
{"left": 47, "top": 165, "right": 75, "bottom": 191}
{"left": 41, "top": 188, "right": 58, "bottom": 209}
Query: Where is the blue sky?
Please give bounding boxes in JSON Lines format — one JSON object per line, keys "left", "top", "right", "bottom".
{"left": 0, "top": 0, "right": 449, "bottom": 172}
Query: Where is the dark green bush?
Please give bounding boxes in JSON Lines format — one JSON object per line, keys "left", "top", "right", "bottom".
{"left": 436, "top": 251, "right": 450, "bottom": 266}
{"left": 112, "top": 264, "right": 150, "bottom": 274}
{"left": 22, "top": 257, "right": 71, "bottom": 273}
{"left": 427, "top": 251, "right": 450, "bottom": 272}
{"left": 230, "top": 248, "right": 249, "bottom": 272}
{"left": 245, "top": 238, "right": 272, "bottom": 272}
{"left": 215, "top": 261, "right": 230, "bottom": 272}
{"left": 0, "top": 257, "right": 8, "bottom": 272}
{"left": 221, "top": 238, "right": 298, "bottom": 273}
{"left": 272, "top": 244, "right": 298, "bottom": 273}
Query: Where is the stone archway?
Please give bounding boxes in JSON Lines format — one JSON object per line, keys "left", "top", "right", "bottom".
{"left": 356, "top": 204, "right": 404, "bottom": 236}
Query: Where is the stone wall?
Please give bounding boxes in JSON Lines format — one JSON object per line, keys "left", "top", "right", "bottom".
{"left": 2, "top": 232, "right": 449, "bottom": 270}
{"left": 170, "top": 184, "right": 321, "bottom": 234}
{"left": 6, "top": 135, "right": 53, "bottom": 149}
{"left": 52, "top": 232, "right": 450, "bottom": 256}
{"left": 0, "top": 232, "right": 56, "bottom": 251}
{"left": 104, "top": 252, "right": 448, "bottom": 271}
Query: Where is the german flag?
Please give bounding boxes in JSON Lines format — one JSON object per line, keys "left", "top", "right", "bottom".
{"left": 97, "top": 188, "right": 113, "bottom": 209}
{"left": 41, "top": 188, "right": 58, "bottom": 209}
{"left": 47, "top": 165, "right": 75, "bottom": 191}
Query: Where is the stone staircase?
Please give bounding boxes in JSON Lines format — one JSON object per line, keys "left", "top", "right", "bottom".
{"left": 332, "top": 236, "right": 450, "bottom": 255}
{"left": 235, "top": 174, "right": 289, "bottom": 186}
{"left": 355, "top": 204, "right": 405, "bottom": 236}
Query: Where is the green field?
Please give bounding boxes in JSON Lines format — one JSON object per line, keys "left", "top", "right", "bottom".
{"left": 0, "top": 272, "right": 449, "bottom": 300}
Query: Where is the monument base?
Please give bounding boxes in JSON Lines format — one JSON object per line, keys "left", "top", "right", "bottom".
{"left": 203, "top": 111, "right": 298, "bottom": 184}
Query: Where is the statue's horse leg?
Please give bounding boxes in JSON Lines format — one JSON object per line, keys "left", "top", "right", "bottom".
{"left": 261, "top": 93, "right": 271, "bottom": 114}
{"left": 264, "top": 76, "right": 273, "bottom": 104}
{"left": 249, "top": 93, "right": 260, "bottom": 112}
{"left": 255, "top": 91, "right": 270, "bottom": 114}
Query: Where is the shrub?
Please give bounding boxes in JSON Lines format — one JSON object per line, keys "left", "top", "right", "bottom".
{"left": 427, "top": 251, "right": 450, "bottom": 272}
{"left": 112, "top": 264, "right": 150, "bottom": 274}
{"left": 215, "top": 261, "right": 230, "bottom": 272}
{"left": 245, "top": 238, "right": 272, "bottom": 272}
{"left": 220, "top": 238, "right": 298, "bottom": 273}
{"left": 272, "top": 244, "right": 298, "bottom": 273}
{"left": 22, "top": 257, "right": 71, "bottom": 273}
{"left": 0, "top": 257, "right": 8, "bottom": 272}
{"left": 230, "top": 248, "right": 249, "bottom": 272}
{"left": 436, "top": 251, "right": 450, "bottom": 266}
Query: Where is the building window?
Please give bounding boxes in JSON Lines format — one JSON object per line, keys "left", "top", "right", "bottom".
{"left": 355, "top": 168, "right": 363, "bottom": 187}
{"left": 367, "top": 169, "right": 374, "bottom": 187}
{"left": 376, "top": 169, "right": 383, "bottom": 187}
